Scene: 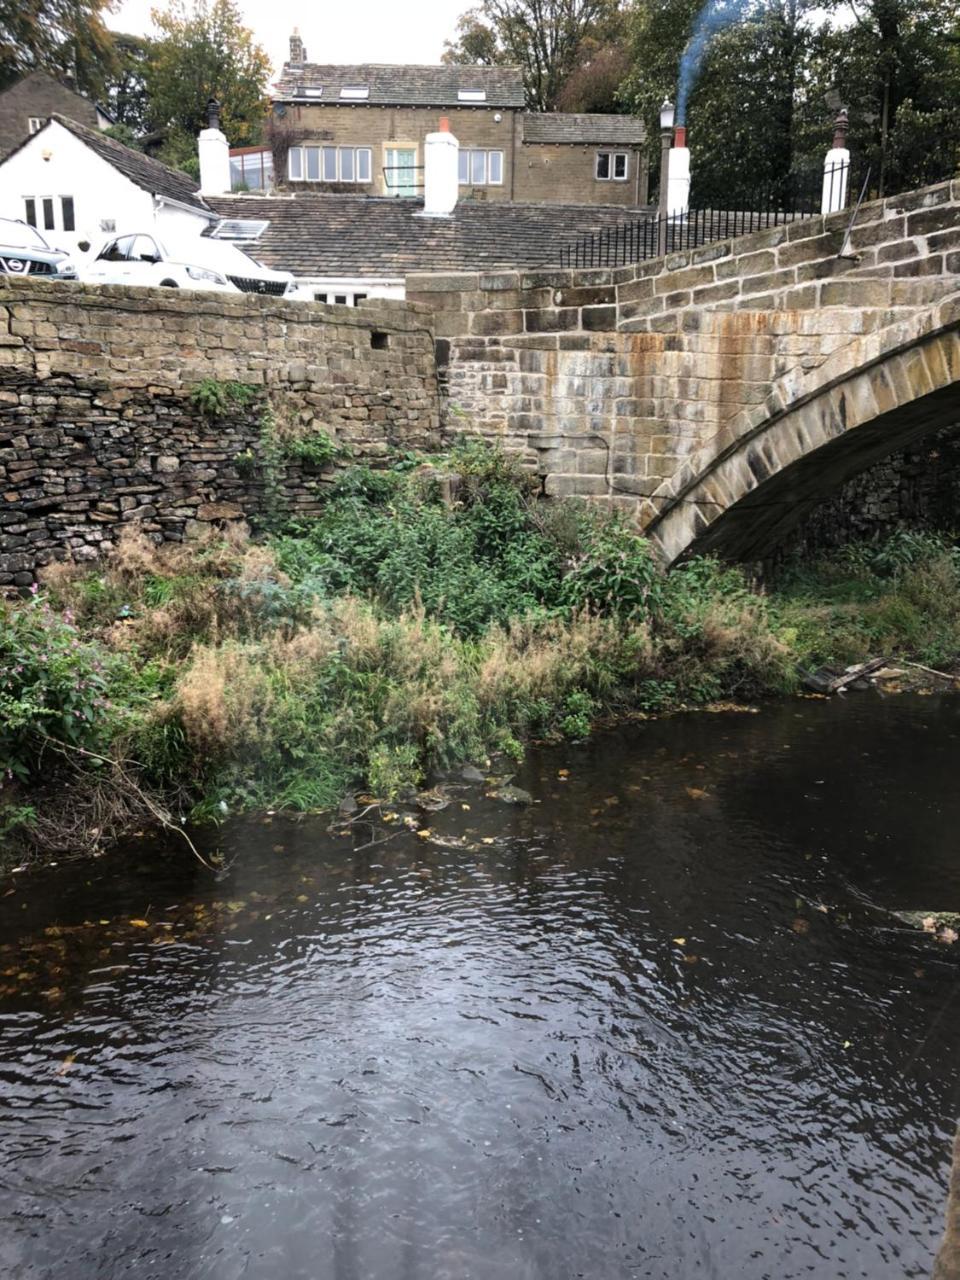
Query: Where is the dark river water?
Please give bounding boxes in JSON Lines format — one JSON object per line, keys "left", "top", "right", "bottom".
{"left": 1, "top": 694, "right": 959, "bottom": 1280}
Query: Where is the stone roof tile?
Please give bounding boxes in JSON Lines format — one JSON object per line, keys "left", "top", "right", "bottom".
{"left": 274, "top": 63, "right": 526, "bottom": 108}
{"left": 523, "top": 113, "right": 647, "bottom": 145}
{"left": 206, "top": 193, "right": 654, "bottom": 277}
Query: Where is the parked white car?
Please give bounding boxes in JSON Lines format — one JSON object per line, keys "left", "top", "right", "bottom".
{"left": 79, "top": 232, "right": 296, "bottom": 297}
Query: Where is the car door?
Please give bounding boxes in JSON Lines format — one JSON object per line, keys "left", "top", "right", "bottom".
{"left": 88, "top": 235, "right": 136, "bottom": 284}
{"left": 125, "top": 235, "right": 164, "bottom": 287}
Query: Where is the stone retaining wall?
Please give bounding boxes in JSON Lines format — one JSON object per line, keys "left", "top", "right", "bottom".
{"left": 0, "top": 279, "right": 440, "bottom": 583}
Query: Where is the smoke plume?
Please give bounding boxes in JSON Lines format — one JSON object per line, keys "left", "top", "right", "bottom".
{"left": 676, "top": 0, "right": 750, "bottom": 126}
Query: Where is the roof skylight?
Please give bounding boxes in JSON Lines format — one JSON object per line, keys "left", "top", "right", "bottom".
{"left": 340, "top": 86, "right": 370, "bottom": 99}
{"left": 212, "top": 219, "right": 270, "bottom": 241}
{"left": 457, "top": 89, "right": 487, "bottom": 102}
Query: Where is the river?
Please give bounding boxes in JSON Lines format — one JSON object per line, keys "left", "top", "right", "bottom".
{"left": 1, "top": 694, "right": 959, "bottom": 1279}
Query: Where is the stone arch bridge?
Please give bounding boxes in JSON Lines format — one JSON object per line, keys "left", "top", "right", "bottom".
{"left": 409, "top": 177, "right": 960, "bottom": 563}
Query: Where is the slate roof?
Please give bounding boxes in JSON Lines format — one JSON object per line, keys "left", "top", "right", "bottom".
{"left": 273, "top": 63, "right": 526, "bottom": 108}
{"left": 49, "top": 114, "right": 211, "bottom": 213}
{"left": 523, "top": 113, "right": 647, "bottom": 146}
{"left": 206, "top": 193, "right": 654, "bottom": 277}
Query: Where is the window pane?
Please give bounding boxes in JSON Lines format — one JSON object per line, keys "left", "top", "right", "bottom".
{"left": 340, "top": 147, "right": 355, "bottom": 181}
{"left": 614, "top": 153, "right": 627, "bottom": 179}
{"left": 470, "top": 150, "right": 486, "bottom": 184}
{"left": 315, "top": 292, "right": 328, "bottom": 301}
{"left": 322, "top": 146, "right": 337, "bottom": 181}
{"left": 334, "top": 294, "right": 347, "bottom": 304}
{"left": 42, "top": 198, "right": 54, "bottom": 230}
{"left": 596, "top": 153, "right": 610, "bottom": 179}
{"left": 306, "top": 147, "right": 321, "bottom": 180}
{"left": 61, "top": 196, "right": 75, "bottom": 231}
{"left": 458, "top": 150, "right": 469, "bottom": 184}
{"left": 24, "top": 198, "right": 36, "bottom": 227}
{"left": 289, "top": 147, "right": 302, "bottom": 180}
{"left": 230, "top": 158, "right": 244, "bottom": 187}
{"left": 488, "top": 151, "right": 503, "bottom": 184}
{"left": 357, "top": 149, "right": 371, "bottom": 182}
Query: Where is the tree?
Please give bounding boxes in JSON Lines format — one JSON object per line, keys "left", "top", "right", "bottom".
{"left": 444, "top": 0, "right": 627, "bottom": 111}
{"left": 0, "top": 0, "right": 118, "bottom": 95}
{"left": 555, "top": 42, "right": 631, "bottom": 112}
{"left": 102, "top": 32, "right": 154, "bottom": 134}
{"left": 145, "top": 0, "right": 270, "bottom": 153}
{"left": 810, "top": 0, "right": 960, "bottom": 194}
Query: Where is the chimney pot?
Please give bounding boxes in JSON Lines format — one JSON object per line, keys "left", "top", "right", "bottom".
{"left": 831, "top": 107, "right": 849, "bottom": 151}
{"left": 206, "top": 97, "right": 221, "bottom": 131}
{"left": 439, "top": 116, "right": 450, "bottom": 132}
{"left": 673, "top": 124, "right": 686, "bottom": 149}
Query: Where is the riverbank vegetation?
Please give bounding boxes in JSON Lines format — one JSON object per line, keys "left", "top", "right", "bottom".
{"left": 2, "top": 445, "right": 959, "bottom": 862}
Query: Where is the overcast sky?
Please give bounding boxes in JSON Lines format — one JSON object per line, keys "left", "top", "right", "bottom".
{"left": 107, "top": 0, "right": 474, "bottom": 79}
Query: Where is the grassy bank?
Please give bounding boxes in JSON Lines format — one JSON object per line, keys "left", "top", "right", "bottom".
{"left": 2, "top": 445, "right": 958, "bottom": 862}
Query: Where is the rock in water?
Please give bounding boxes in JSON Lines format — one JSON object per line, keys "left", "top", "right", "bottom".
{"left": 486, "top": 785, "right": 533, "bottom": 806}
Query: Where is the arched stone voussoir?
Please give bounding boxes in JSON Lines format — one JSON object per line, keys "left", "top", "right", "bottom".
{"left": 646, "top": 304, "right": 960, "bottom": 564}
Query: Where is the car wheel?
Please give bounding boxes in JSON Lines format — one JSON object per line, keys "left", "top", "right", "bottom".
{"left": 160, "top": 279, "right": 179, "bottom": 288}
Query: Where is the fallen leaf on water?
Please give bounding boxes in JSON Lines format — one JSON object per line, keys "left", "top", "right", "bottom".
{"left": 922, "top": 916, "right": 938, "bottom": 933}
{"left": 416, "top": 829, "right": 432, "bottom": 840}
{"left": 683, "top": 954, "right": 700, "bottom": 966}
{"left": 129, "top": 919, "right": 150, "bottom": 928}
{"left": 296, "top": 895, "right": 309, "bottom": 904}
{"left": 558, "top": 769, "right": 570, "bottom": 778}
{"left": 685, "top": 787, "right": 709, "bottom": 800}
{"left": 673, "top": 937, "right": 687, "bottom": 946}
{"left": 843, "top": 1040, "right": 852, "bottom": 1049}
{"left": 481, "top": 837, "right": 496, "bottom": 845}
{"left": 56, "top": 1054, "right": 76, "bottom": 1075}
{"left": 791, "top": 917, "right": 810, "bottom": 935}
{"left": 938, "top": 927, "right": 958, "bottom": 945}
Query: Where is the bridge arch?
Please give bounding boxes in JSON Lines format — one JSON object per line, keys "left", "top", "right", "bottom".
{"left": 645, "top": 296, "right": 960, "bottom": 564}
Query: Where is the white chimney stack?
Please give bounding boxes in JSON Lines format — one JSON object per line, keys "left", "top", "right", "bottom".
{"left": 822, "top": 109, "right": 850, "bottom": 214}
{"left": 667, "top": 124, "right": 690, "bottom": 217}
{"left": 421, "top": 117, "right": 459, "bottom": 218}
{"left": 198, "top": 98, "right": 231, "bottom": 196}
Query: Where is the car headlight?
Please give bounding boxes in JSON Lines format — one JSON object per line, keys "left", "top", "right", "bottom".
{"left": 186, "top": 265, "right": 227, "bottom": 284}
{"left": 57, "top": 261, "right": 77, "bottom": 275}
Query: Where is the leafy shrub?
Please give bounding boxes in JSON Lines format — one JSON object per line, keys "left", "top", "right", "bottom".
{"left": 190, "top": 379, "right": 256, "bottom": 420}
{"left": 281, "top": 429, "right": 339, "bottom": 469}
{"left": 0, "top": 590, "right": 123, "bottom": 781}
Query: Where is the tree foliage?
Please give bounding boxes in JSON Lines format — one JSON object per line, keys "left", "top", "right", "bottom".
{"left": 444, "top": 0, "right": 628, "bottom": 111}
{"left": 618, "top": 0, "right": 960, "bottom": 201}
{"left": 145, "top": 0, "right": 270, "bottom": 150}
{"left": 0, "top": 0, "right": 118, "bottom": 95}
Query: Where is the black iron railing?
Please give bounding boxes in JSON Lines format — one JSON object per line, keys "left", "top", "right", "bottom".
{"left": 559, "top": 161, "right": 854, "bottom": 269}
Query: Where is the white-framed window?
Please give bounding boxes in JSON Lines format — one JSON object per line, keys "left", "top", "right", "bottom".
{"left": 596, "top": 152, "right": 628, "bottom": 181}
{"left": 314, "top": 291, "right": 367, "bottom": 306}
{"left": 339, "top": 86, "right": 369, "bottom": 100}
{"left": 458, "top": 149, "right": 504, "bottom": 186}
{"left": 457, "top": 89, "right": 486, "bottom": 103}
{"left": 24, "top": 195, "right": 75, "bottom": 232}
{"left": 27, "top": 117, "right": 45, "bottom": 134}
{"left": 289, "top": 145, "right": 372, "bottom": 183}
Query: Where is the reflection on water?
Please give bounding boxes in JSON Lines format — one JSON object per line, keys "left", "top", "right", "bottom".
{"left": 1, "top": 695, "right": 959, "bottom": 1279}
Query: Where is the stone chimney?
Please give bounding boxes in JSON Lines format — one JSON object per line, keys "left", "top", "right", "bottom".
{"left": 289, "top": 28, "right": 306, "bottom": 64}
{"left": 420, "top": 117, "right": 459, "bottom": 218}
{"left": 198, "top": 98, "right": 231, "bottom": 196}
{"left": 667, "top": 126, "right": 690, "bottom": 217}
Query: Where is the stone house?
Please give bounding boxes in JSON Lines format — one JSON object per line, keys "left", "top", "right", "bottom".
{"left": 270, "top": 29, "right": 648, "bottom": 206}
{"left": 0, "top": 70, "right": 112, "bottom": 158}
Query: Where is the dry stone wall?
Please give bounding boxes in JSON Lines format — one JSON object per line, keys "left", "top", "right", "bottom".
{"left": 0, "top": 279, "right": 440, "bottom": 584}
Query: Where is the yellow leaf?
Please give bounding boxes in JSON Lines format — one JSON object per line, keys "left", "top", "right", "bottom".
{"left": 558, "top": 769, "right": 570, "bottom": 778}
{"left": 461, "top": 803, "right": 471, "bottom": 811}
{"left": 129, "top": 919, "right": 150, "bottom": 928}
{"left": 56, "top": 1054, "right": 76, "bottom": 1075}
{"left": 416, "top": 828, "right": 432, "bottom": 839}
{"left": 673, "top": 937, "right": 687, "bottom": 946}
{"left": 685, "top": 787, "right": 708, "bottom": 800}
{"left": 481, "top": 837, "right": 495, "bottom": 845}
{"left": 296, "top": 895, "right": 309, "bottom": 903}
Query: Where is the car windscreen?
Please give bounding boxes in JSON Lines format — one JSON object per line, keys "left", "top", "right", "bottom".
{"left": 0, "top": 220, "right": 48, "bottom": 251}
